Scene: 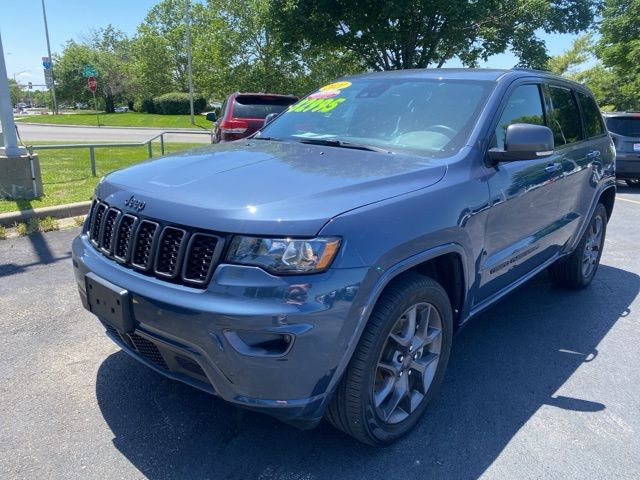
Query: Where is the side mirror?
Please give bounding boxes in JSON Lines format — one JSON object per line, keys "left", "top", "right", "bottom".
{"left": 488, "top": 123, "right": 554, "bottom": 164}
{"left": 205, "top": 112, "right": 217, "bottom": 122}
{"left": 263, "top": 112, "right": 279, "bottom": 126}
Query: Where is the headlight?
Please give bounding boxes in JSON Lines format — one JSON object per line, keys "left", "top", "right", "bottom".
{"left": 226, "top": 236, "right": 341, "bottom": 274}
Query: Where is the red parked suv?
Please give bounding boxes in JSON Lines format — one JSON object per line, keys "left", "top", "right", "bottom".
{"left": 207, "top": 92, "right": 298, "bottom": 143}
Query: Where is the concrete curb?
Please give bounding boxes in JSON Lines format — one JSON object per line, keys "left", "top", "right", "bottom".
{"left": 15, "top": 122, "right": 209, "bottom": 132}
{"left": 0, "top": 200, "right": 91, "bottom": 227}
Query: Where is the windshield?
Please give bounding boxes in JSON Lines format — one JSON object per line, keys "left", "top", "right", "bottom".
{"left": 259, "top": 77, "right": 494, "bottom": 156}
{"left": 605, "top": 116, "right": 640, "bottom": 137}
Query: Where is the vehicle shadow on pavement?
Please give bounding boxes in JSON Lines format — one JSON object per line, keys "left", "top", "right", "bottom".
{"left": 96, "top": 264, "right": 639, "bottom": 480}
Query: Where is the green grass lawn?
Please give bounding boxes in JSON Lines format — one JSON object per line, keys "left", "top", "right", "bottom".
{"left": 15, "top": 112, "right": 212, "bottom": 129}
{"left": 0, "top": 142, "right": 205, "bottom": 214}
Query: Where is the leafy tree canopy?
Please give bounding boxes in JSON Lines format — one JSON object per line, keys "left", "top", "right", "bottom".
{"left": 271, "top": 0, "right": 598, "bottom": 70}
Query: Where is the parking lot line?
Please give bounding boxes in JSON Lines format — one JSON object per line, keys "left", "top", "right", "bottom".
{"left": 616, "top": 196, "right": 640, "bottom": 206}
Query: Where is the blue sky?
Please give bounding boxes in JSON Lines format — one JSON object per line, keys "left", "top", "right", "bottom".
{"left": 1, "top": 0, "right": 578, "bottom": 88}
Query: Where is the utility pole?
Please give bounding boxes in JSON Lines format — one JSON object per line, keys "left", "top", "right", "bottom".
{"left": 0, "top": 32, "right": 25, "bottom": 156}
{"left": 41, "top": 0, "right": 58, "bottom": 114}
{"left": 185, "top": 0, "right": 194, "bottom": 125}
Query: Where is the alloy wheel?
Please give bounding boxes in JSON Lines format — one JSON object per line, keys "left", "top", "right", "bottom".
{"left": 373, "top": 302, "right": 443, "bottom": 424}
{"left": 582, "top": 214, "right": 604, "bottom": 278}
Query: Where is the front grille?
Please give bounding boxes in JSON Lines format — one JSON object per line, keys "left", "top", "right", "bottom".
{"left": 89, "top": 202, "right": 107, "bottom": 245}
{"left": 87, "top": 200, "right": 224, "bottom": 288}
{"left": 155, "top": 227, "right": 187, "bottom": 278}
{"left": 131, "top": 221, "right": 159, "bottom": 270}
{"left": 129, "top": 333, "right": 169, "bottom": 369}
{"left": 114, "top": 215, "right": 136, "bottom": 262}
{"left": 183, "top": 234, "right": 219, "bottom": 284}
{"left": 100, "top": 208, "right": 121, "bottom": 253}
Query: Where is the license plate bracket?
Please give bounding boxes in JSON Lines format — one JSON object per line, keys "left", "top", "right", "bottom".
{"left": 85, "top": 273, "right": 134, "bottom": 333}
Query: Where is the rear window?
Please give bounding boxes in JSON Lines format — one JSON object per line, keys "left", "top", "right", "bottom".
{"left": 577, "top": 92, "right": 606, "bottom": 139}
{"left": 605, "top": 116, "right": 640, "bottom": 137}
{"left": 232, "top": 96, "right": 298, "bottom": 119}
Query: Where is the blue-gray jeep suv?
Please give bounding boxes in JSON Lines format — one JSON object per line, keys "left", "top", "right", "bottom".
{"left": 73, "top": 69, "right": 616, "bottom": 445}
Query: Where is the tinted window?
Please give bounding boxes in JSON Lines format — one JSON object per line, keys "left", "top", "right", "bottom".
{"left": 577, "top": 92, "right": 605, "bottom": 138}
{"left": 495, "top": 84, "right": 545, "bottom": 149}
{"left": 548, "top": 86, "right": 582, "bottom": 146}
{"left": 260, "top": 78, "right": 494, "bottom": 157}
{"left": 605, "top": 116, "right": 640, "bottom": 137}
{"left": 232, "top": 96, "right": 297, "bottom": 119}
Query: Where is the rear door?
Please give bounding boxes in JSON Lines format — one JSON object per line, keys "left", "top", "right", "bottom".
{"left": 478, "top": 82, "right": 565, "bottom": 301}
{"left": 552, "top": 87, "right": 612, "bottom": 245}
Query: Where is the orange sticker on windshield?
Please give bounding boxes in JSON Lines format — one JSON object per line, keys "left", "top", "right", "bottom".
{"left": 320, "top": 81, "right": 351, "bottom": 91}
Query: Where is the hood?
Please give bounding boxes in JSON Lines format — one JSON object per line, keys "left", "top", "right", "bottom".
{"left": 96, "top": 140, "right": 447, "bottom": 236}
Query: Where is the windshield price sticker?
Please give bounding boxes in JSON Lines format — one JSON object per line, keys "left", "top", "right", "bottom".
{"left": 320, "top": 81, "right": 352, "bottom": 91}
{"left": 289, "top": 97, "right": 346, "bottom": 113}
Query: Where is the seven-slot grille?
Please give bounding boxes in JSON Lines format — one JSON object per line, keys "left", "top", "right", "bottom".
{"left": 88, "top": 200, "right": 223, "bottom": 287}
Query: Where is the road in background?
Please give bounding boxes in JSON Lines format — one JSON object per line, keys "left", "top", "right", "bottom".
{"left": 0, "top": 187, "right": 638, "bottom": 479}
{"left": 15, "top": 123, "right": 212, "bottom": 144}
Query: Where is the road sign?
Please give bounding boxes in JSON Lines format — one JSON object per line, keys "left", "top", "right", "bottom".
{"left": 42, "top": 56, "right": 51, "bottom": 70}
{"left": 82, "top": 64, "right": 97, "bottom": 77}
{"left": 28, "top": 82, "right": 32, "bottom": 89}
{"left": 87, "top": 76, "right": 97, "bottom": 93}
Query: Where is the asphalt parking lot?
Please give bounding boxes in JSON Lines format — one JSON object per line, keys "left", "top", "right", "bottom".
{"left": 1, "top": 185, "right": 639, "bottom": 480}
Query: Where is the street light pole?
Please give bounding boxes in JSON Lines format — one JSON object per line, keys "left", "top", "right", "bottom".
{"left": 41, "top": 0, "right": 58, "bottom": 114}
{"left": 0, "top": 31, "right": 26, "bottom": 156}
{"left": 185, "top": 0, "right": 194, "bottom": 125}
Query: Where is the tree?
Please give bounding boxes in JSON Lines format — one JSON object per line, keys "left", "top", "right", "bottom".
{"left": 54, "top": 26, "right": 132, "bottom": 113}
{"left": 271, "top": 0, "right": 597, "bottom": 70}
{"left": 595, "top": 0, "right": 640, "bottom": 110}
{"left": 545, "top": 34, "right": 635, "bottom": 110}
{"left": 547, "top": 34, "right": 592, "bottom": 75}
{"left": 192, "top": 0, "right": 364, "bottom": 99}
{"left": 8, "top": 78, "right": 23, "bottom": 106}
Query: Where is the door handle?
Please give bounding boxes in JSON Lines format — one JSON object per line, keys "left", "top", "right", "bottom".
{"left": 587, "top": 150, "right": 601, "bottom": 159}
{"left": 545, "top": 162, "right": 562, "bottom": 173}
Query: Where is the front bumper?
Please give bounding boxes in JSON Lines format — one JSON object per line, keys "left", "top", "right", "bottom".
{"left": 72, "top": 234, "right": 371, "bottom": 426}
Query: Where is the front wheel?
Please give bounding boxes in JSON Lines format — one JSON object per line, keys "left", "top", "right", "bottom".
{"left": 549, "top": 203, "right": 608, "bottom": 289}
{"left": 325, "top": 273, "right": 453, "bottom": 445}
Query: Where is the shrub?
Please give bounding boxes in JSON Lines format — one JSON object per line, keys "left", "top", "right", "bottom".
{"left": 15, "top": 222, "right": 27, "bottom": 236}
{"left": 134, "top": 97, "right": 155, "bottom": 113}
{"left": 37, "top": 216, "right": 59, "bottom": 232}
{"left": 153, "top": 92, "right": 207, "bottom": 115}
{"left": 0, "top": 225, "right": 6, "bottom": 240}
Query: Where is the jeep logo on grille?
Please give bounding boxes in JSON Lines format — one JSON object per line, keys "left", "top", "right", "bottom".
{"left": 124, "top": 195, "right": 146, "bottom": 212}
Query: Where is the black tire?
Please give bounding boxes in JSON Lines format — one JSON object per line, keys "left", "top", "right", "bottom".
{"left": 325, "top": 273, "right": 453, "bottom": 445}
{"left": 548, "top": 203, "right": 608, "bottom": 289}
{"left": 625, "top": 179, "right": 640, "bottom": 188}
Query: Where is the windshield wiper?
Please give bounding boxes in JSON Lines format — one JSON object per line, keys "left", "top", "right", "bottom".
{"left": 252, "top": 135, "right": 283, "bottom": 142}
{"left": 297, "top": 138, "right": 393, "bottom": 153}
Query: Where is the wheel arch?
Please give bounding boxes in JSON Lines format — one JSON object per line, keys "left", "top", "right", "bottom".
{"left": 598, "top": 185, "right": 616, "bottom": 222}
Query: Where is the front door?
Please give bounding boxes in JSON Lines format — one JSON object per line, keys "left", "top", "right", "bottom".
{"left": 478, "top": 83, "right": 565, "bottom": 302}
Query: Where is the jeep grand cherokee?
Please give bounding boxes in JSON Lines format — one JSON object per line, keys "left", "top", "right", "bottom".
{"left": 73, "top": 69, "right": 616, "bottom": 445}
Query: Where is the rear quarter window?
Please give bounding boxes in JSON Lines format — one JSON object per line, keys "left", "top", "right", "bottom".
{"left": 577, "top": 92, "right": 605, "bottom": 139}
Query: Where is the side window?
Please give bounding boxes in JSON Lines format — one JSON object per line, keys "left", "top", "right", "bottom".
{"left": 495, "top": 84, "right": 545, "bottom": 149}
{"left": 547, "top": 86, "right": 582, "bottom": 146}
{"left": 577, "top": 91, "right": 605, "bottom": 139}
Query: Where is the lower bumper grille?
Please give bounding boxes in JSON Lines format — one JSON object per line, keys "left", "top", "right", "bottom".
{"left": 101, "top": 323, "right": 207, "bottom": 382}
